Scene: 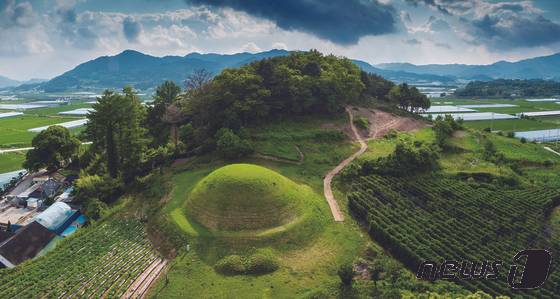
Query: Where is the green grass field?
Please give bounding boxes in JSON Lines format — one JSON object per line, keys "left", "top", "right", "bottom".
{"left": 463, "top": 118, "right": 560, "bottom": 131}
{"left": 0, "top": 152, "right": 25, "bottom": 173}
{"left": 0, "top": 115, "right": 78, "bottom": 148}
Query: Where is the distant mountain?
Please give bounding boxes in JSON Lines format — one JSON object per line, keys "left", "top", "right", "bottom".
{"left": 21, "top": 49, "right": 458, "bottom": 92}
{"left": 376, "top": 52, "right": 560, "bottom": 80}
{"left": 0, "top": 75, "right": 21, "bottom": 88}
{"left": 37, "top": 49, "right": 292, "bottom": 92}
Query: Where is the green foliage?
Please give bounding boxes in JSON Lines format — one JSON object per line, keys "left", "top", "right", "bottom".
{"left": 145, "top": 80, "right": 181, "bottom": 146}
{"left": 387, "top": 83, "right": 430, "bottom": 113}
{"left": 353, "top": 117, "right": 369, "bottom": 130}
{"left": 455, "top": 79, "right": 560, "bottom": 97}
{"left": 0, "top": 220, "right": 159, "bottom": 298}
{"left": 337, "top": 263, "right": 354, "bottom": 286}
{"left": 348, "top": 174, "right": 560, "bottom": 297}
{"left": 73, "top": 174, "right": 121, "bottom": 204}
{"left": 85, "top": 87, "right": 148, "bottom": 182}
{"left": 214, "top": 255, "right": 246, "bottom": 275}
{"left": 215, "top": 250, "right": 279, "bottom": 275}
{"left": 23, "top": 126, "right": 80, "bottom": 171}
{"left": 83, "top": 197, "right": 107, "bottom": 220}
{"left": 215, "top": 128, "right": 253, "bottom": 159}
{"left": 180, "top": 51, "right": 380, "bottom": 148}
{"left": 360, "top": 140, "right": 439, "bottom": 176}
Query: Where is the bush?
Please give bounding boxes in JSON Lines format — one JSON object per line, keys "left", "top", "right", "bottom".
{"left": 83, "top": 197, "right": 107, "bottom": 220}
{"left": 360, "top": 141, "right": 440, "bottom": 176}
{"left": 214, "top": 255, "right": 246, "bottom": 275}
{"left": 507, "top": 132, "right": 515, "bottom": 138}
{"left": 337, "top": 263, "right": 354, "bottom": 286}
{"left": 245, "top": 249, "right": 279, "bottom": 274}
{"left": 520, "top": 137, "right": 527, "bottom": 143}
{"left": 73, "top": 174, "right": 122, "bottom": 203}
{"left": 483, "top": 127, "right": 492, "bottom": 132}
{"left": 353, "top": 117, "right": 369, "bottom": 130}
{"left": 215, "top": 250, "right": 280, "bottom": 276}
{"left": 215, "top": 128, "right": 254, "bottom": 159}
{"left": 544, "top": 160, "right": 554, "bottom": 168}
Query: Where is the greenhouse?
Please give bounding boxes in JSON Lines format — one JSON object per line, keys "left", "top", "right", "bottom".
{"left": 0, "top": 104, "right": 47, "bottom": 110}
{"left": 34, "top": 202, "right": 76, "bottom": 233}
{"left": 420, "top": 105, "right": 476, "bottom": 113}
{"left": 421, "top": 112, "right": 517, "bottom": 121}
{"left": 516, "top": 111, "right": 560, "bottom": 117}
{"left": 526, "top": 98, "right": 559, "bottom": 102}
{"left": 515, "top": 129, "right": 560, "bottom": 142}
{"left": 0, "top": 112, "right": 23, "bottom": 119}
{"left": 28, "top": 119, "right": 89, "bottom": 133}
{"left": 58, "top": 108, "right": 94, "bottom": 116}
{"left": 458, "top": 104, "right": 518, "bottom": 108}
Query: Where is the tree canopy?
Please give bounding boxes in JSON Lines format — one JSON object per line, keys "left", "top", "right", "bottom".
{"left": 24, "top": 126, "right": 80, "bottom": 171}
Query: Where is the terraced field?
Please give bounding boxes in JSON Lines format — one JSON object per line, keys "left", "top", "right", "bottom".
{"left": 0, "top": 219, "right": 164, "bottom": 298}
{"left": 348, "top": 175, "right": 560, "bottom": 298}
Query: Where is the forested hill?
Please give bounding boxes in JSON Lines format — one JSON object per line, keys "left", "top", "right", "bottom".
{"left": 14, "top": 49, "right": 457, "bottom": 92}
{"left": 455, "top": 79, "right": 560, "bottom": 98}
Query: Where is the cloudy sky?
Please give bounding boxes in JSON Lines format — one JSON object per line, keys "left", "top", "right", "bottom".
{"left": 1, "top": 0, "right": 560, "bottom": 80}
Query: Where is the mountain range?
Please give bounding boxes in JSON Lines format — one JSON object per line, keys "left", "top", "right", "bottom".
{"left": 0, "top": 76, "right": 47, "bottom": 89}
{"left": 4, "top": 50, "right": 560, "bottom": 92}
{"left": 376, "top": 52, "right": 560, "bottom": 81}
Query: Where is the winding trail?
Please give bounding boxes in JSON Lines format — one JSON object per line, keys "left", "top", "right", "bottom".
{"left": 323, "top": 107, "right": 368, "bottom": 222}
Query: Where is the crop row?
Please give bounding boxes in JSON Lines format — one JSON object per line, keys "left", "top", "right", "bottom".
{"left": 0, "top": 219, "right": 160, "bottom": 298}
{"left": 348, "top": 175, "right": 560, "bottom": 298}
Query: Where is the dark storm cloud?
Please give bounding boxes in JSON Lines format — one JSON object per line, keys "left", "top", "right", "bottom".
{"left": 123, "top": 17, "right": 142, "bottom": 42}
{"left": 471, "top": 14, "right": 560, "bottom": 49}
{"left": 184, "top": 0, "right": 397, "bottom": 45}
{"left": 0, "top": 0, "right": 36, "bottom": 28}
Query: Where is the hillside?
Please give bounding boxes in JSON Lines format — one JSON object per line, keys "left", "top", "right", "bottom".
{"left": 376, "top": 52, "right": 560, "bottom": 80}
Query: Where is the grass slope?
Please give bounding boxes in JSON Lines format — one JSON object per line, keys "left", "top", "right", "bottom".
{"left": 186, "top": 164, "right": 315, "bottom": 234}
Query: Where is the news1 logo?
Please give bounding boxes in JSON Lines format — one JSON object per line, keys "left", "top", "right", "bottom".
{"left": 416, "top": 249, "right": 552, "bottom": 289}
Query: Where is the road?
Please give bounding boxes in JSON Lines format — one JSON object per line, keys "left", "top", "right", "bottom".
{"left": 0, "top": 142, "right": 92, "bottom": 154}
{"left": 323, "top": 107, "right": 368, "bottom": 222}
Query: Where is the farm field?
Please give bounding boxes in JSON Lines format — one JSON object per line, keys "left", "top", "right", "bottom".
{"left": 0, "top": 115, "right": 78, "bottom": 148}
{"left": 347, "top": 174, "right": 560, "bottom": 298}
{"left": 0, "top": 219, "right": 162, "bottom": 298}
{"left": 0, "top": 152, "right": 25, "bottom": 173}
{"left": 462, "top": 118, "right": 560, "bottom": 131}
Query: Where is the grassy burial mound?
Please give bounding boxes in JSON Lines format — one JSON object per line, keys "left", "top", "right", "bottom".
{"left": 184, "top": 164, "right": 322, "bottom": 238}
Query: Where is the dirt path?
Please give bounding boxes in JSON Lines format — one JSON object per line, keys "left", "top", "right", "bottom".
{"left": 121, "top": 258, "right": 168, "bottom": 299}
{"left": 323, "top": 107, "right": 368, "bottom": 222}
{"left": 254, "top": 145, "right": 304, "bottom": 165}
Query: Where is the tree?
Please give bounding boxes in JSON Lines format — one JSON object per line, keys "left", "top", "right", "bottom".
{"left": 162, "top": 104, "right": 185, "bottom": 148}
{"left": 146, "top": 81, "right": 182, "bottom": 146}
{"left": 215, "top": 128, "right": 253, "bottom": 159}
{"left": 338, "top": 263, "right": 354, "bottom": 286}
{"left": 85, "top": 87, "right": 147, "bottom": 181}
{"left": 24, "top": 126, "right": 80, "bottom": 171}
{"left": 184, "top": 68, "right": 213, "bottom": 91}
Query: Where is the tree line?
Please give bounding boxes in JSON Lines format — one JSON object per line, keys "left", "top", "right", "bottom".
{"left": 455, "top": 79, "right": 560, "bottom": 98}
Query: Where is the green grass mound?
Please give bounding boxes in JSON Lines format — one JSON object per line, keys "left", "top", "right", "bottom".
{"left": 185, "top": 164, "right": 311, "bottom": 233}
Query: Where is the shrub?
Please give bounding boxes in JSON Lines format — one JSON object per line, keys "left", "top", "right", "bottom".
{"left": 544, "top": 160, "right": 554, "bottom": 168}
{"left": 73, "top": 174, "right": 122, "bottom": 203}
{"left": 483, "top": 127, "right": 492, "bottom": 132}
{"left": 354, "top": 117, "right": 369, "bottom": 130}
{"left": 520, "top": 137, "right": 527, "bottom": 143}
{"left": 337, "top": 263, "right": 354, "bottom": 286}
{"left": 214, "top": 255, "right": 246, "bottom": 275}
{"left": 245, "top": 249, "right": 279, "bottom": 274}
{"left": 215, "top": 128, "right": 254, "bottom": 159}
{"left": 83, "top": 198, "right": 107, "bottom": 220}
{"left": 507, "top": 132, "right": 515, "bottom": 138}
{"left": 215, "top": 250, "right": 280, "bottom": 275}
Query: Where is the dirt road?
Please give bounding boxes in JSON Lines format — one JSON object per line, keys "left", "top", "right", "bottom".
{"left": 323, "top": 107, "right": 368, "bottom": 222}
